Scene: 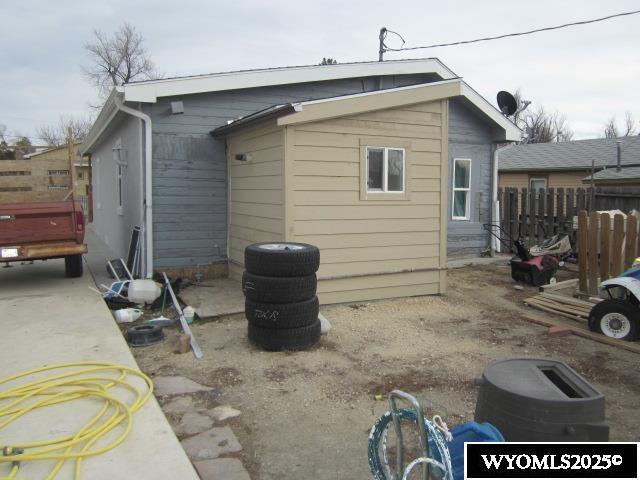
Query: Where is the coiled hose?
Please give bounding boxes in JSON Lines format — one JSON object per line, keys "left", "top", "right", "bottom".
{"left": 0, "top": 362, "right": 153, "bottom": 480}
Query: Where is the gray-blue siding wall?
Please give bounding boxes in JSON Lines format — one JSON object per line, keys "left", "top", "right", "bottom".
{"left": 447, "top": 98, "right": 494, "bottom": 256}
{"left": 141, "top": 73, "right": 445, "bottom": 268}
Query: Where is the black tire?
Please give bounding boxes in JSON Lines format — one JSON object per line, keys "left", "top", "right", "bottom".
{"left": 242, "top": 271, "right": 316, "bottom": 303}
{"left": 245, "top": 296, "right": 319, "bottom": 329}
{"left": 65, "top": 254, "right": 83, "bottom": 278}
{"left": 588, "top": 299, "right": 640, "bottom": 341}
{"left": 245, "top": 243, "right": 319, "bottom": 277}
{"left": 126, "top": 324, "right": 165, "bottom": 347}
{"left": 248, "top": 319, "right": 321, "bottom": 351}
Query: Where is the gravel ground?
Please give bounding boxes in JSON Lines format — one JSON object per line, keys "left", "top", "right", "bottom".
{"left": 132, "top": 264, "right": 640, "bottom": 480}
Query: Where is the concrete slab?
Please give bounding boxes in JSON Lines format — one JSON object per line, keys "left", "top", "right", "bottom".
{"left": 181, "top": 426, "right": 242, "bottom": 460}
{"left": 447, "top": 254, "right": 511, "bottom": 269}
{"left": 180, "top": 278, "right": 244, "bottom": 318}
{"left": 193, "top": 458, "right": 251, "bottom": 480}
{"left": 0, "top": 260, "right": 199, "bottom": 480}
{"left": 154, "top": 375, "right": 212, "bottom": 397}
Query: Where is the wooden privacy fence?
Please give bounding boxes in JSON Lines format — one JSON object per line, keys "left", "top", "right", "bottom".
{"left": 498, "top": 187, "right": 592, "bottom": 249}
{"left": 577, "top": 210, "right": 640, "bottom": 295}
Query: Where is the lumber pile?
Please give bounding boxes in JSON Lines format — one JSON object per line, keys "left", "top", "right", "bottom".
{"left": 524, "top": 292, "right": 599, "bottom": 322}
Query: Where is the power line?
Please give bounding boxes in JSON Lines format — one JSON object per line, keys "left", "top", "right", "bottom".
{"left": 381, "top": 9, "right": 640, "bottom": 54}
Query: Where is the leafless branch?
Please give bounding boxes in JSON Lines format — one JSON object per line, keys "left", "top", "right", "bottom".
{"left": 83, "top": 22, "right": 161, "bottom": 97}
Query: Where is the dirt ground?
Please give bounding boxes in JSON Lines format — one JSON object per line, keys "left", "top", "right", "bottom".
{"left": 131, "top": 264, "right": 640, "bottom": 480}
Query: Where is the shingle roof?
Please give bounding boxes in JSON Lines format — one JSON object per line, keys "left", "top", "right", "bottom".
{"left": 585, "top": 166, "right": 640, "bottom": 182}
{"left": 499, "top": 136, "right": 640, "bottom": 171}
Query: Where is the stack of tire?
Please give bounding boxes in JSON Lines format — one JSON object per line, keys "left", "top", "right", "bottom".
{"left": 243, "top": 242, "right": 321, "bottom": 351}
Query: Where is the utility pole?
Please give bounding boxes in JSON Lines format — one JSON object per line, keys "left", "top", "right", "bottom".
{"left": 67, "top": 127, "right": 75, "bottom": 202}
{"left": 378, "top": 27, "right": 387, "bottom": 61}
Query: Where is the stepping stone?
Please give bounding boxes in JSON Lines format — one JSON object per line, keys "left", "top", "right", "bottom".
{"left": 210, "top": 405, "right": 241, "bottom": 422}
{"left": 163, "top": 395, "right": 195, "bottom": 414}
{"left": 181, "top": 426, "right": 242, "bottom": 460}
{"left": 154, "top": 376, "right": 210, "bottom": 396}
{"left": 177, "top": 412, "right": 214, "bottom": 436}
{"left": 193, "top": 458, "right": 251, "bottom": 480}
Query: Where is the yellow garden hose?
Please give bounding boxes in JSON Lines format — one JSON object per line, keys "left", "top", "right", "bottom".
{"left": 0, "top": 362, "right": 153, "bottom": 480}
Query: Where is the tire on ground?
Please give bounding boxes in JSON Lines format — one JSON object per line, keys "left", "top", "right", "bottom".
{"left": 242, "top": 271, "right": 316, "bottom": 303}
{"left": 245, "top": 296, "right": 319, "bottom": 329}
{"left": 65, "top": 254, "right": 83, "bottom": 278}
{"left": 588, "top": 298, "right": 639, "bottom": 341}
{"left": 248, "top": 319, "right": 321, "bottom": 351}
{"left": 244, "top": 243, "right": 320, "bottom": 277}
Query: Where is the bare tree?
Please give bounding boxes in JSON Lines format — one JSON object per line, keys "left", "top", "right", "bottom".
{"left": 518, "top": 106, "right": 573, "bottom": 144}
{"left": 510, "top": 90, "right": 574, "bottom": 143}
{"left": 11, "top": 136, "right": 35, "bottom": 157}
{"left": 83, "top": 22, "right": 160, "bottom": 97}
{"left": 0, "top": 124, "right": 14, "bottom": 159}
{"left": 603, "top": 117, "right": 619, "bottom": 138}
{"left": 36, "top": 115, "right": 93, "bottom": 147}
{"left": 603, "top": 111, "right": 637, "bottom": 138}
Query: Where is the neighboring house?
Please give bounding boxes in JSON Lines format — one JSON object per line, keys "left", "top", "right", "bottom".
{"left": 80, "top": 58, "right": 519, "bottom": 302}
{"left": 584, "top": 166, "right": 640, "bottom": 186}
{"left": 498, "top": 136, "right": 640, "bottom": 191}
{"left": 0, "top": 143, "right": 89, "bottom": 204}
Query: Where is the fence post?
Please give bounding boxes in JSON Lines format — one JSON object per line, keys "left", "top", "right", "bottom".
{"left": 578, "top": 210, "right": 588, "bottom": 293}
{"left": 611, "top": 214, "right": 625, "bottom": 277}
{"left": 516, "top": 188, "right": 524, "bottom": 240}
{"left": 528, "top": 189, "right": 536, "bottom": 245}
{"left": 537, "top": 191, "right": 545, "bottom": 244}
{"left": 577, "top": 188, "right": 586, "bottom": 212}
{"left": 600, "top": 213, "right": 611, "bottom": 282}
{"left": 624, "top": 215, "right": 638, "bottom": 270}
{"left": 557, "top": 188, "right": 565, "bottom": 231}
{"left": 588, "top": 211, "right": 600, "bottom": 295}
{"left": 546, "top": 188, "right": 555, "bottom": 236}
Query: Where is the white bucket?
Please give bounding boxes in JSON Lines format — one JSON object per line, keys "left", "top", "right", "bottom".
{"left": 183, "top": 306, "right": 195, "bottom": 325}
{"left": 114, "top": 308, "right": 144, "bottom": 324}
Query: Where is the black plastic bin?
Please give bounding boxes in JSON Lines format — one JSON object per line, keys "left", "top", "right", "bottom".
{"left": 474, "top": 358, "right": 608, "bottom": 441}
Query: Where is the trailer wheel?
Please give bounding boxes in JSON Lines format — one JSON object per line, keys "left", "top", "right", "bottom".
{"left": 65, "top": 254, "right": 83, "bottom": 278}
{"left": 588, "top": 299, "right": 639, "bottom": 341}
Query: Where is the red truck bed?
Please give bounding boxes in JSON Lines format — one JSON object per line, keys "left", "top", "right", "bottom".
{"left": 0, "top": 200, "right": 88, "bottom": 276}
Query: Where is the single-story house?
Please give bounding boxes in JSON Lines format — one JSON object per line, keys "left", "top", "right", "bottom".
{"left": 498, "top": 136, "right": 640, "bottom": 191}
{"left": 584, "top": 166, "right": 640, "bottom": 186}
{"left": 81, "top": 59, "right": 519, "bottom": 302}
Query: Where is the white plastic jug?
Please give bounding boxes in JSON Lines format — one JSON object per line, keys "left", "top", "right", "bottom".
{"left": 127, "top": 280, "right": 162, "bottom": 304}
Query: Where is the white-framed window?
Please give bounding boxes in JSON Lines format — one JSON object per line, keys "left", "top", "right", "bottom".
{"left": 452, "top": 158, "right": 472, "bottom": 220}
{"left": 529, "top": 177, "right": 547, "bottom": 192}
{"left": 113, "top": 138, "right": 125, "bottom": 215}
{"left": 366, "top": 147, "right": 405, "bottom": 193}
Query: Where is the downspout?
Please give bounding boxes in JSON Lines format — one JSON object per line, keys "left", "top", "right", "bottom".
{"left": 491, "top": 143, "right": 508, "bottom": 255}
{"left": 114, "top": 94, "right": 154, "bottom": 278}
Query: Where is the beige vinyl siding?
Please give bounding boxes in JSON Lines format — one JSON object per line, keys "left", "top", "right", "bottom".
{"left": 549, "top": 170, "right": 591, "bottom": 189}
{"left": 227, "top": 121, "right": 285, "bottom": 280}
{"left": 498, "top": 172, "right": 529, "bottom": 189}
{"left": 287, "top": 100, "right": 446, "bottom": 304}
{"left": 499, "top": 170, "right": 592, "bottom": 190}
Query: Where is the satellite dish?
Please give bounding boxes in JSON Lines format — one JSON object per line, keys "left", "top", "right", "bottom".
{"left": 497, "top": 91, "right": 518, "bottom": 116}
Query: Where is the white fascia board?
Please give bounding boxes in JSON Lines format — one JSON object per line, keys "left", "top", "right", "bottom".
{"left": 80, "top": 88, "right": 122, "bottom": 154}
{"left": 278, "top": 79, "right": 462, "bottom": 125}
{"left": 460, "top": 82, "right": 521, "bottom": 142}
{"left": 122, "top": 59, "right": 457, "bottom": 103}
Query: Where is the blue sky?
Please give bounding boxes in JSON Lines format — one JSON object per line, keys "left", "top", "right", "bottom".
{"left": 0, "top": 0, "right": 638, "bottom": 143}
